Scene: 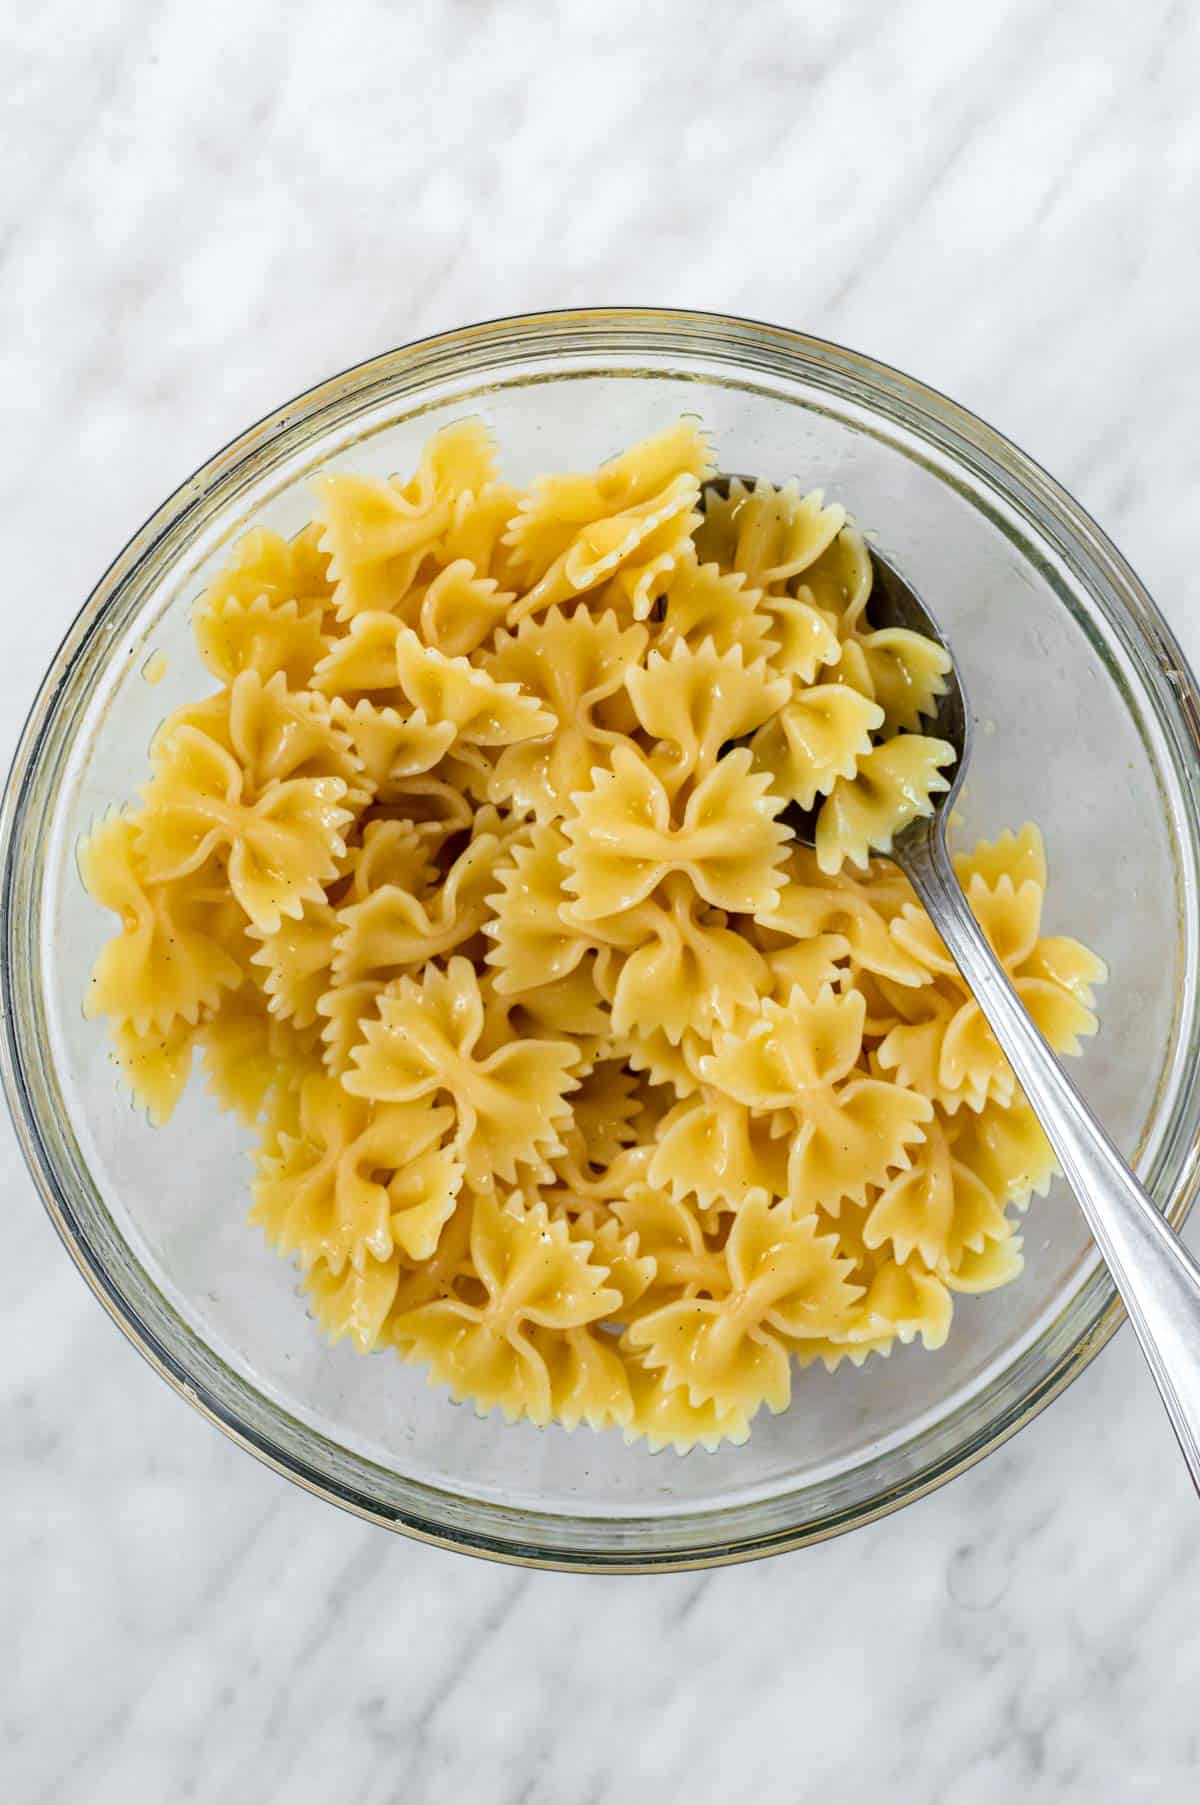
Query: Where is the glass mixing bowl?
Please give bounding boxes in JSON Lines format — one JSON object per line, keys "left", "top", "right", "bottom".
{"left": 5, "top": 310, "right": 1200, "bottom": 1572}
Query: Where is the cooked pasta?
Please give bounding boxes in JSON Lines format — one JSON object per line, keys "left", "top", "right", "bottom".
{"left": 80, "top": 417, "right": 1105, "bottom": 1451}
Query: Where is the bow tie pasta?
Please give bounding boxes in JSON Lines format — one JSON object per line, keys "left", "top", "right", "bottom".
{"left": 80, "top": 418, "right": 1105, "bottom": 1452}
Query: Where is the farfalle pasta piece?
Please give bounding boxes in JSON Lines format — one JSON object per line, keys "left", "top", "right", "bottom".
{"left": 878, "top": 868, "right": 1103, "bottom": 1112}
{"left": 842, "top": 1252, "right": 954, "bottom": 1351}
{"left": 200, "top": 982, "right": 320, "bottom": 1125}
{"left": 332, "top": 824, "right": 505, "bottom": 989}
{"left": 315, "top": 615, "right": 556, "bottom": 748}
{"left": 111, "top": 1017, "right": 199, "bottom": 1127}
{"left": 761, "top": 863, "right": 929, "bottom": 988}
{"left": 763, "top": 932, "right": 851, "bottom": 1003}
{"left": 365, "top": 773, "right": 475, "bottom": 838}
{"left": 787, "top": 1073, "right": 933, "bottom": 1212}
{"left": 814, "top": 734, "right": 957, "bottom": 874}
{"left": 486, "top": 607, "right": 647, "bottom": 819}
{"left": 136, "top": 723, "right": 353, "bottom": 933}
{"left": 318, "top": 813, "right": 501, "bottom": 1069}
{"left": 796, "top": 521, "right": 874, "bottom": 630}
{"left": 346, "top": 817, "right": 442, "bottom": 900}
{"left": 81, "top": 811, "right": 244, "bottom": 1033}
{"left": 863, "top": 1117, "right": 1008, "bottom": 1273}
{"left": 380, "top": 1193, "right": 477, "bottom": 1326}
{"left": 438, "top": 481, "right": 523, "bottom": 582}
{"left": 943, "top": 1227, "right": 1025, "bottom": 1295}
{"left": 621, "top": 1023, "right": 709, "bottom": 1099}
{"left": 626, "top": 639, "right": 789, "bottom": 789}
{"left": 694, "top": 478, "right": 846, "bottom": 591}
{"left": 329, "top": 698, "right": 456, "bottom": 800}
{"left": 440, "top": 743, "right": 496, "bottom": 805}
{"left": 390, "top": 1190, "right": 621, "bottom": 1424}
{"left": 825, "top": 634, "right": 876, "bottom": 698}
{"left": 311, "top": 612, "right": 416, "bottom": 707}
{"left": 610, "top": 1184, "right": 726, "bottom": 1316}
{"left": 625, "top": 1196, "right": 861, "bottom": 1419}
{"left": 386, "top": 1143, "right": 469, "bottom": 1264}
{"left": 507, "top": 480, "right": 701, "bottom": 624}
{"left": 195, "top": 593, "right": 328, "bottom": 688}
{"left": 757, "top": 602, "right": 833, "bottom": 693}
{"left": 647, "top": 1091, "right": 790, "bottom": 1209}
{"left": 569, "top": 1212, "right": 656, "bottom": 1319}
{"left": 761, "top": 595, "right": 842, "bottom": 687}
{"left": 155, "top": 670, "right": 367, "bottom": 814}
{"left": 345, "top": 956, "right": 579, "bottom": 1184}
{"left": 499, "top": 960, "right": 612, "bottom": 1048}
{"left": 751, "top": 684, "right": 884, "bottom": 810}
{"left": 506, "top": 422, "right": 711, "bottom": 622}
{"left": 688, "top": 482, "right": 848, "bottom": 684}
{"left": 251, "top": 1072, "right": 460, "bottom": 1274}
{"left": 953, "top": 822, "right": 1047, "bottom": 892}
{"left": 316, "top": 977, "right": 386, "bottom": 1078}
{"left": 483, "top": 823, "right": 589, "bottom": 994}
{"left": 656, "top": 555, "right": 776, "bottom": 662}
{"left": 1020, "top": 935, "right": 1108, "bottom": 1004}
{"left": 226, "top": 670, "right": 367, "bottom": 805}
{"left": 595, "top": 876, "right": 770, "bottom": 1044}
{"left": 507, "top": 420, "right": 712, "bottom": 579}
{"left": 699, "top": 984, "right": 866, "bottom": 1110}
{"left": 314, "top": 419, "right": 497, "bottom": 619}
{"left": 696, "top": 984, "right": 931, "bottom": 1208}
{"left": 155, "top": 671, "right": 355, "bottom": 792}
{"left": 873, "top": 987, "right": 1003, "bottom": 1115}
{"left": 411, "top": 559, "right": 515, "bottom": 659}
{"left": 891, "top": 871, "right": 1044, "bottom": 978}
{"left": 314, "top": 474, "right": 439, "bottom": 618}
{"left": 623, "top": 1353, "right": 752, "bottom": 1454}
{"left": 564, "top": 1062, "right": 644, "bottom": 1168}
{"left": 546, "top": 1137, "right": 653, "bottom": 1213}
{"left": 854, "top": 629, "right": 951, "bottom": 734}
{"left": 949, "top": 1096, "right": 1058, "bottom": 1209}
{"left": 198, "top": 524, "right": 334, "bottom": 621}
{"left": 785, "top": 1222, "right": 954, "bottom": 1356}
{"left": 562, "top": 745, "right": 790, "bottom": 920}
{"left": 534, "top": 1326, "right": 634, "bottom": 1433}
{"left": 303, "top": 1247, "right": 406, "bottom": 1355}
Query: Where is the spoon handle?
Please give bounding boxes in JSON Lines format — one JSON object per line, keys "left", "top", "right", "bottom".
{"left": 903, "top": 828, "right": 1200, "bottom": 1497}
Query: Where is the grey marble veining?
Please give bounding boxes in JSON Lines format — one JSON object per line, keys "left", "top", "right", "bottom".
{"left": 3, "top": 2, "right": 1200, "bottom": 1800}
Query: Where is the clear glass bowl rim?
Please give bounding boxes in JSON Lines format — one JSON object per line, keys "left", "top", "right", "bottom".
{"left": 5, "top": 306, "right": 1200, "bottom": 1572}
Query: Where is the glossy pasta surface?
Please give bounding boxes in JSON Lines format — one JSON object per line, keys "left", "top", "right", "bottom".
{"left": 80, "top": 420, "right": 1105, "bottom": 1450}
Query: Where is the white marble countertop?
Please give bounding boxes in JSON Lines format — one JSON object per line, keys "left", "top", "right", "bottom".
{"left": 4, "top": 2, "right": 1200, "bottom": 1799}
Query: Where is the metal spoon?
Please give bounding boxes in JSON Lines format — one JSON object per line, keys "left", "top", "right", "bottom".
{"left": 706, "top": 474, "right": 1200, "bottom": 1495}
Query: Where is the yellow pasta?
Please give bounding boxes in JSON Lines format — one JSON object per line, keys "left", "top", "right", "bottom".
{"left": 344, "top": 957, "right": 580, "bottom": 1185}
{"left": 562, "top": 744, "right": 791, "bottom": 918}
{"left": 626, "top": 1196, "right": 862, "bottom": 1420}
{"left": 314, "top": 420, "right": 498, "bottom": 620}
{"left": 80, "top": 812, "right": 245, "bottom": 1035}
{"left": 593, "top": 876, "right": 770, "bottom": 1044}
{"left": 197, "top": 524, "right": 334, "bottom": 624}
{"left": 389, "top": 1189, "right": 621, "bottom": 1424}
{"left": 195, "top": 592, "right": 328, "bottom": 689}
{"left": 626, "top": 639, "right": 790, "bottom": 789}
{"left": 486, "top": 607, "right": 648, "bottom": 820}
{"left": 80, "top": 416, "right": 1106, "bottom": 1451}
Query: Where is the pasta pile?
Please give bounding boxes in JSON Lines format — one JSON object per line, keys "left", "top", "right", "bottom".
{"left": 80, "top": 419, "right": 1106, "bottom": 1451}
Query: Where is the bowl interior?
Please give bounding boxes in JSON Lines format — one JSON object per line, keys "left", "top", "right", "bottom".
{"left": 10, "top": 324, "right": 1200, "bottom": 1567}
